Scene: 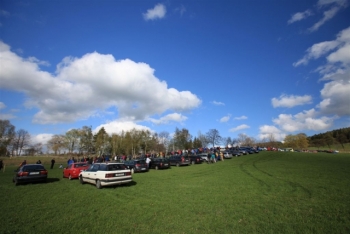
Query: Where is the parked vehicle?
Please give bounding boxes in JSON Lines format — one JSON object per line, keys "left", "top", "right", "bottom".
{"left": 149, "top": 158, "right": 170, "bottom": 170}
{"left": 79, "top": 163, "right": 132, "bottom": 189}
{"left": 168, "top": 155, "right": 190, "bottom": 167}
{"left": 229, "top": 150, "right": 241, "bottom": 157}
{"left": 13, "top": 164, "right": 48, "bottom": 186}
{"left": 197, "top": 153, "right": 209, "bottom": 162}
{"left": 63, "top": 162, "right": 90, "bottom": 180}
{"left": 223, "top": 152, "right": 233, "bottom": 159}
{"left": 188, "top": 155, "right": 203, "bottom": 164}
{"left": 124, "top": 159, "right": 148, "bottom": 174}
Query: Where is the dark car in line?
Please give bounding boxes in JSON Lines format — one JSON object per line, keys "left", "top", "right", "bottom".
{"left": 197, "top": 153, "right": 210, "bottom": 163}
{"left": 13, "top": 164, "right": 48, "bottom": 186}
{"left": 228, "top": 150, "right": 241, "bottom": 157}
{"left": 168, "top": 155, "right": 191, "bottom": 167}
{"left": 149, "top": 158, "right": 171, "bottom": 170}
{"left": 188, "top": 155, "right": 203, "bottom": 164}
{"left": 124, "top": 159, "right": 149, "bottom": 174}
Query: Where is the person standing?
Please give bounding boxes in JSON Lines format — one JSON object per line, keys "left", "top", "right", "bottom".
{"left": 51, "top": 158, "right": 55, "bottom": 169}
{"left": 146, "top": 157, "right": 151, "bottom": 169}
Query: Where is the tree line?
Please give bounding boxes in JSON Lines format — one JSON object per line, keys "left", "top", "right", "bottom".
{"left": 1, "top": 119, "right": 348, "bottom": 156}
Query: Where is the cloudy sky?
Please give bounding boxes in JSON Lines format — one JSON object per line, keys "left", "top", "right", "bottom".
{"left": 0, "top": 0, "right": 349, "bottom": 145}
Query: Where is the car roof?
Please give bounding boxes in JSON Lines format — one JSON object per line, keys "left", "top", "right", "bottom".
{"left": 92, "top": 163, "right": 124, "bottom": 165}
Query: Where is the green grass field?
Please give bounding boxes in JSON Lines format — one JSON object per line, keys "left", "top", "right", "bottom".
{"left": 1, "top": 151, "right": 349, "bottom": 233}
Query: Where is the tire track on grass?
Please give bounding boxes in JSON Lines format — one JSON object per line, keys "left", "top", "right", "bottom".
{"left": 239, "top": 155, "right": 272, "bottom": 191}
{"left": 252, "top": 153, "right": 312, "bottom": 198}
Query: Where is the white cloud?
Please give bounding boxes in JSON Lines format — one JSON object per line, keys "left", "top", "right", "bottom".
{"left": 308, "top": 5, "right": 342, "bottom": 32}
{"left": 31, "top": 133, "right": 53, "bottom": 145}
{"left": 271, "top": 94, "right": 312, "bottom": 108}
{"left": 211, "top": 101, "right": 225, "bottom": 106}
{"left": 149, "top": 113, "right": 187, "bottom": 125}
{"left": 234, "top": 115, "right": 247, "bottom": 120}
{"left": 229, "top": 124, "right": 250, "bottom": 132}
{"left": 318, "top": 80, "right": 350, "bottom": 115}
{"left": 288, "top": 0, "right": 348, "bottom": 32}
{"left": 0, "top": 41, "right": 201, "bottom": 127}
{"left": 0, "top": 10, "right": 10, "bottom": 17}
{"left": 26, "top": 56, "right": 50, "bottom": 66}
{"left": 0, "top": 102, "right": 5, "bottom": 109}
{"left": 143, "top": 3, "right": 166, "bottom": 21}
{"left": 94, "top": 120, "right": 152, "bottom": 136}
{"left": 288, "top": 10, "right": 313, "bottom": 24}
{"left": 293, "top": 40, "right": 339, "bottom": 67}
{"left": 175, "top": 5, "right": 186, "bottom": 16}
{"left": 258, "top": 125, "right": 286, "bottom": 142}
{"left": 294, "top": 27, "right": 350, "bottom": 117}
{"left": 272, "top": 109, "right": 336, "bottom": 132}
{"left": 0, "top": 102, "right": 16, "bottom": 119}
{"left": 219, "top": 114, "right": 231, "bottom": 123}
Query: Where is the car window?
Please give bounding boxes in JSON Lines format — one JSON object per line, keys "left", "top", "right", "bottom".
{"left": 74, "top": 163, "right": 88, "bottom": 168}
{"left": 135, "top": 160, "right": 146, "bottom": 164}
{"left": 107, "top": 164, "right": 126, "bottom": 171}
{"left": 23, "top": 165, "right": 45, "bottom": 171}
{"left": 90, "top": 164, "right": 100, "bottom": 172}
{"left": 99, "top": 164, "right": 107, "bottom": 171}
{"left": 67, "top": 164, "right": 72, "bottom": 169}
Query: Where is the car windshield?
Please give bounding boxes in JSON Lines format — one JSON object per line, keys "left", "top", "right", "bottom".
{"left": 74, "top": 163, "right": 88, "bottom": 168}
{"left": 135, "top": 160, "right": 146, "bottom": 164}
{"left": 107, "top": 164, "right": 126, "bottom": 171}
{"left": 22, "top": 165, "right": 45, "bottom": 172}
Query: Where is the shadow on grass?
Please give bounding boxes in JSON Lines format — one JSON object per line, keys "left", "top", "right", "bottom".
{"left": 47, "top": 178, "right": 60, "bottom": 183}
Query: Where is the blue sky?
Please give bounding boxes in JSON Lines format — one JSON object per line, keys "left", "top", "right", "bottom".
{"left": 0, "top": 0, "right": 349, "bottom": 145}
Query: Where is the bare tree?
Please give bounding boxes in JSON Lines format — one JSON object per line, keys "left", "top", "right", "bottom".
{"left": 0, "top": 120, "right": 16, "bottom": 156}
{"left": 206, "top": 129, "right": 222, "bottom": 148}
{"left": 158, "top": 131, "right": 170, "bottom": 154}
{"left": 47, "top": 135, "right": 66, "bottom": 155}
{"left": 12, "top": 129, "right": 31, "bottom": 156}
{"left": 197, "top": 131, "right": 210, "bottom": 148}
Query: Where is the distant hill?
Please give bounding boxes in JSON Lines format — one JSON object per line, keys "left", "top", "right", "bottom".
{"left": 308, "top": 127, "right": 350, "bottom": 149}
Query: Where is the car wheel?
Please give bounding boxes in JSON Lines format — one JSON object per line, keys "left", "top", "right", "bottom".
{"left": 155, "top": 166, "right": 159, "bottom": 170}
{"left": 96, "top": 179, "right": 102, "bottom": 189}
{"left": 68, "top": 174, "right": 72, "bottom": 180}
{"left": 79, "top": 175, "right": 85, "bottom": 184}
{"left": 176, "top": 163, "right": 180, "bottom": 167}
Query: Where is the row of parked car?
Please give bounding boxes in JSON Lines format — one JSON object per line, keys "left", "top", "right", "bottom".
{"left": 12, "top": 147, "right": 259, "bottom": 189}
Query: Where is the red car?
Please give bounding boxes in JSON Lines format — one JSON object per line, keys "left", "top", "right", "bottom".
{"left": 63, "top": 162, "right": 90, "bottom": 180}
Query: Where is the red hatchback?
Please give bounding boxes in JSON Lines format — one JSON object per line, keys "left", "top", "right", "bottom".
{"left": 63, "top": 162, "right": 90, "bottom": 180}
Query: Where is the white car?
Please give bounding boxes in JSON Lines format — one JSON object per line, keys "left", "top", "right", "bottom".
{"left": 223, "top": 152, "right": 233, "bottom": 159}
{"left": 79, "top": 163, "right": 132, "bottom": 189}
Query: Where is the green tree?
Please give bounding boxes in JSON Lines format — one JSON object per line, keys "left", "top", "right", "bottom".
{"left": 324, "top": 133, "right": 335, "bottom": 149}
{"left": 94, "top": 127, "right": 110, "bottom": 156}
{"left": 65, "top": 129, "right": 80, "bottom": 153}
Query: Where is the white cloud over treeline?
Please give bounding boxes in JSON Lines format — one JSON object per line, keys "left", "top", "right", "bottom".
{"left": 0, "top": 41, "right": 201, "bottom": 134}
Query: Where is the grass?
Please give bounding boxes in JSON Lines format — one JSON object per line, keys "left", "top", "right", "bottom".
{"left": 1, "top": 151, "right": 350, "bottom": 233}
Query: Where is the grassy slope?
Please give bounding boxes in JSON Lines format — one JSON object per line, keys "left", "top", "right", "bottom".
{"left": 1, "top": 151, "right": 349, "bottom": 233}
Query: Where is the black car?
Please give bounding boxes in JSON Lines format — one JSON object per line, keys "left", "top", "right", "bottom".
{"left": 124, "top": 159, "right": 148, "bottom": 174}
{"left": 229, "top": 150, "right": 241, "bottom": 157}
{"left": 168, "top": 155, "right": 190, "bottom": 167}
{"left": 149, "top": 158, "right": 170, "bottom": 170}
{"left": 188, "top": 155, "right": 203, "bottom": 164}
{"left": 13, "top": 164, "right": 48, "bottom": 186}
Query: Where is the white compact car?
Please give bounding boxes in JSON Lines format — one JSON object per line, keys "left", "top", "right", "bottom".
{"left": 79, "top": 163, "right": 132, "bottom": 189}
